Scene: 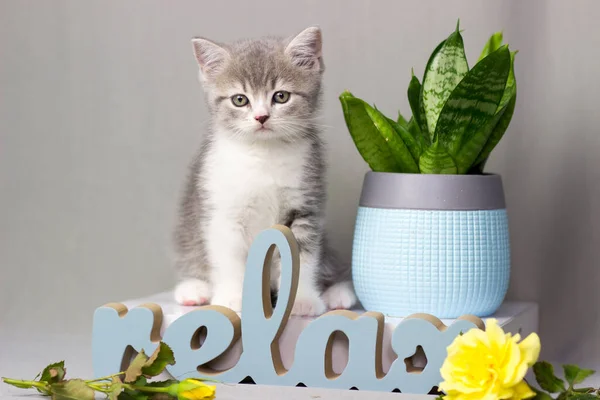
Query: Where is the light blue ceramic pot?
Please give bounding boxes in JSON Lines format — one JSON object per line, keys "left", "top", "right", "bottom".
{"left": 352, "top": 172, "right": 510, "bottom": 318}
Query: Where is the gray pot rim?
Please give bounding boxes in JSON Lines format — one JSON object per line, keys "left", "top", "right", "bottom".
{"left": 359, "top": 171, "right": 506, "bottom": 210}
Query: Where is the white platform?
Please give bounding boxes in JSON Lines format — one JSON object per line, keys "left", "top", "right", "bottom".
{"left": 122, "top": 292, "right": 539, "bottom": 374}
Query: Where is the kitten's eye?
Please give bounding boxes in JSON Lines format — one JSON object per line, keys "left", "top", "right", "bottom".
{"left": 273, "top": 91, "right": 290, "bottom": 104}
{"left": 231, "top": 94, "right": 249, "bottom": 107}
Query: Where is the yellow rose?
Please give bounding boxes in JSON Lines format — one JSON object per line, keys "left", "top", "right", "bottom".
{"left": 439, "top": 318, "right": 541, "bottom": 400}
{"left": 168, "top": 378, "right": 216, "bottom": 400}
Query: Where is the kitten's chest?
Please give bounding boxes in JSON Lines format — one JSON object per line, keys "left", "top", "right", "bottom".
{"left": 205, "top": 139, "right": 308, "bottom": 209}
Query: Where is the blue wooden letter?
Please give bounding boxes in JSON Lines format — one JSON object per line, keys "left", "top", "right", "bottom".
{"left": 384, "top": 315, "right": 483, "bottom": 393}
{"left": 234, "top": 225, "right": 299, "bottom": 383}
{"left": 92, "top": 303, "right": 161, "bottom": 378}
{"left": 164, "top": 306, "right": 241, "bottom": 379}
{"left": 282, "top": 311, "right": 385, "bottom": 389}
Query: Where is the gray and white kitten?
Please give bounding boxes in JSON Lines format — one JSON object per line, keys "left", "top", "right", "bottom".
{"left": 173, "top": 27, "right": 357, "bottom": 316}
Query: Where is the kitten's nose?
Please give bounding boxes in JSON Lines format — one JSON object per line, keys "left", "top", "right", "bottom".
{"left": 255, "top": 115, "right": 270, "bottom": 125}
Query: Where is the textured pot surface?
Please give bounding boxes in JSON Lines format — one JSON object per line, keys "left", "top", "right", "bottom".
{"left": 352, "top": 172, "right": 510, "bottom": 318}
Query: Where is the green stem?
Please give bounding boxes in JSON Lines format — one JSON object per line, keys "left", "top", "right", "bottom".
{"left": 2, "top": 378, "right": 50, "bottom": 394}
{"left": 85, "top": 371, "right": 125, "bottom": 383}
{"left": 88, "top": 383, "right": 113, "bottom": 393}
{"left": 123, "top": 384, "right": 170, "bottom": 394}
{"left": 2, "top": 378, "right": 47, "bottom": 389}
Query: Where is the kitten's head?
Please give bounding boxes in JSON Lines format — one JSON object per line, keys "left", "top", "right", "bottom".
{"left": 191, "top": 27, "right": 324, "bottom": 142}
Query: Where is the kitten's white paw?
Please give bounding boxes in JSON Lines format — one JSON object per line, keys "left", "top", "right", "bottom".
{"left": 211, "top": 293, "right": 243, "bottom": 312}
{"left": 174, "top": 279, "right": 212, "bottom": 306}
{"left": 321, "top": 281, "right": 357, "bottom": 310}
{"left": 291, "top": 295, "right": 327, "bottom": 317}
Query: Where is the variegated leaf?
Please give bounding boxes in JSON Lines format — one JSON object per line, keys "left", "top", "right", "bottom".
{"left": 418, "top": 142, "right": 457, "bottom": 174}
{"left": 470, "top": 51, "right": 518, "bottom": 173}
{"left": 436, "top": 46, "right": 511, "bottom": 174}
{"left": 422, "top": 27, "right": 469, "bottom": 138}
{"left": 407, "top": 73, "right": 430, "bottom": 139}
{"left": 497, "top": 51, "right": 517, "bottom": 112}
{"left": 470, "top": 91, "right": 517, "bottom": 172}
{"left": 479, "top": 33, "right": 516, "bottom": 114}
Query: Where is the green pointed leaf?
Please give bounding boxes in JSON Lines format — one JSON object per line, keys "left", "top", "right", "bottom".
{"left": 124, "top": 350, "right": 149, "bottom": 383}
{"left": 51, "top": 379, "right": 95, "bottom": 400}
{"left": 497, "top": 50, "right": 517, "bottom": 112}
{"left": 385, "top": 116, "right": 421, "bottom": 163}
{"left": 418, "top": 143, "right": 457, "bottom": 174}
{"left": 478, "top": 31, "right": 504, "bottom": 61}
{"left": 436, "top": 46, "right": 511, "bottom": 174}
{"left": 569, "top": 394, "right": 598, "bottom": 400}
{"left": 470, "top": 91, "right": 516, "bottom": 172}
{"left": 141, "top": 342, "right": 176, "bottom": 377}
{"left": 41, "top": 361, "right": 66, "bottom": 385}
{"left": 407, "top": 117, "right": 418, "bottom": 138}
{"left": 408, "top": 117, "right": 430, "bottom": 149}
{"left": 408, "top": 74, "right": 430, "bottom": 140}
{"left": 340, "top": 91, "right": 402, "bottom": 172}
{"left": 422, "top": 28, "right": 469, "bottom": 137}
{"left": 365, "top": 105, "right": 419, "bottom": 173}
{"left": 564, "top": 364, "right": 595, "bottom": 387}
{"left": 397, "top": 112, "right": 409, "bottom": 129}
{"left": 534, "top": 361, "right": 566, "bottom": 393}
{"left": 339, "top": 91, "right": 403, "bottom": 172}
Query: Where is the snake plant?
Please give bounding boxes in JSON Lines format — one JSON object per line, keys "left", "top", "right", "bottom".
{"left": 340, "top": 22, "right": 517, "bottom": 174}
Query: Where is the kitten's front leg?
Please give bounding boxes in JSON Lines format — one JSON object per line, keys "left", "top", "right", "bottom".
{"left": 288, "top": 215, "right": 327, "bottom": 316}
{"left": 205, "top": 216, "right": 247, "bottom": 312}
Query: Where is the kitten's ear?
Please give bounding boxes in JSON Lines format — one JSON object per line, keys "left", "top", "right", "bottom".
{"left": 285, "top": 26, "right": 323, "bottom": 71}
{"left": 191, "top": 37, "right": 229, "bottom": 79}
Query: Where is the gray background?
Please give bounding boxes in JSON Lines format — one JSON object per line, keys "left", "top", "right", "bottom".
{"left": 1, "top": 0, "right": 598, "bottom": 371}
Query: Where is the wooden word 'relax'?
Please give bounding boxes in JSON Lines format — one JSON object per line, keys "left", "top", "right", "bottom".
{"left": 92, "top": 225, "right": 484, "bottom": 394}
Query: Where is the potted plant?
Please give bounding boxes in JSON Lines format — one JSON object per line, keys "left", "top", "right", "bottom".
{"left": 340, "top": 22, "right": 516, "bottom": 318}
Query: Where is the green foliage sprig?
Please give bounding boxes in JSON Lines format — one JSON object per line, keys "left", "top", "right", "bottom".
{"left": 532, "top": 362, "right": 598, "bottom": 400}
{"left": 2, "top": 342, "right": 216, "bottom": 400}
{"left": 340, "top": 21, "right": 517, "bottom": 175}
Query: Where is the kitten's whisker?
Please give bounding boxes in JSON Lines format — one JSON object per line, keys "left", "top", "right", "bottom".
{"left": 285, "top": 121, "right": 332, "bottom": 128}
{"left": 286, "top": 112, "right": 325, "bottom": 118}
{"left": 276, "top": 120, "right": 334, "bottom": 130}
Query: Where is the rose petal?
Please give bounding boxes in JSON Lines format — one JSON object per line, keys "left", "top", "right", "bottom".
{"left": 518, "top": 333, "right": 541, "bottom": 366}
{"left": 510, "top": 381, "right": 536, "bottom": 400}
